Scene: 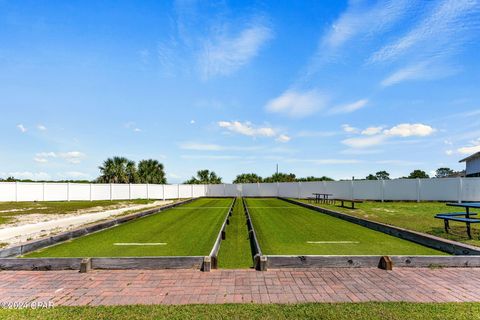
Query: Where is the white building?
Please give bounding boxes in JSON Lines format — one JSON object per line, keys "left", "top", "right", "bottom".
{"left": 460, "top": 152, "right": 480, "bottom": 177}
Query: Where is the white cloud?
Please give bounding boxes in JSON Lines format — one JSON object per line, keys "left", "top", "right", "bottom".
{"left": 217, "top": 121, "right": 291, "bottom": 143}
{"left": 370, "top": 0, "right": 480, "bottom": 63}
{"left": 34, "top": 151, "right": 85, "bottom": 164}
{"left": 34, "top": 152, "right": 57, "bottom": 163}
{"left": 322, "top": 0, "right": 412, "bottom": 50}
{"left": 383, "top": 123, "right": 435, "bottom": 137}
{"left": 342, "top": 135, "right": 387, "bottom": 148}
{"left": 190, "top": 120, "right": 195, "bottom": 124}
{"left": 133, "top": 128, "right": 142, "bottom": 132}
{"left": 445, "top": 150, "right": 454, "bottom": 155}
{"left": 381, "top": 61, "right": 458, "bottom": 87}
{"left": 37, "top": 124, "right": 47, "bottom": 131}
{"left": 59, "top": 151, "right": 85, "bottom": 164}
{"left": 265, "top": 89, "right": 327, "bottom": 118}
{"left": 342, "top": 123, "right": 435, "bottom": 148}
{"left": 361, "top": 126, "right": 384, "bottom": 136}
{"left": 199, "top": 20, "right": 273, "bottom": 80}
{"left": 16, "top": 124, "right": 27, "bottom": 133}
{"left": 276, "top": 134, "right": 291, "bottom": 143}
{"left": 329, "top": 99, "right": 368, "bottom": 114}
{"left": 457, "top": 138, "right": 480, "bottom": 155}
{"left": 218, "top": 121, "right": 276, "bottom": 138}
{"left": 341, "top": 124, "right": 359, "bottom": 134}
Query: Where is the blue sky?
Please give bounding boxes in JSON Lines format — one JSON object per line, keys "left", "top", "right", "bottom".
{"left": 1, "top": 0, "right": 480, "bottom": 183}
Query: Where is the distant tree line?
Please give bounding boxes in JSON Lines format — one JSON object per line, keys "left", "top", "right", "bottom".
{"left": 232, "top": 172, "right": 334, "bottom": 184}
{"left": 0, "top": 158, "right": 466, "bottom": 185}
{"left": 363, "top": 167, "right": 464, "bottom": 180}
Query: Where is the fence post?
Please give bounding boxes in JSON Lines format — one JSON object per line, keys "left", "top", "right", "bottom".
{"left": 416, "top": 179, "right": 421, "bottom": 202}
{"left": 89, "top": 183, "right": 93, "bottom": 201}
{"left": 381, "top": 180, "right": 385, "bottom": 202}
{"left": 146, "top": 183, "right": 150, "bottom": 200}
{"left": 276, "top": 182, "right": 280, "bottom": 197}
{"left": 129, "top": 183, "right": 132, "bottom": 200}
{"left": 297, "top": 182, "right": 301, "bottom": 199}
{"left": 67, "top": 182, "right": 70, "bottom": 202}
{"left": 191, "top": 184, "right": 194, "bottom": 198}
{"left": 43, "top": 182, "right": 46, "bottom": 201}
{"left": 110, "top": 183, "right": 113, "bottom": 201}
{"left": 458, "top": 177, "right": 463, "bottom": 203}
{"left": 162, "top": 184, "right": 166, "bottom": 201}
{"left": 223, "top": 184, "right": 226, "bottom": 197}
{"left": 15, "top": 181, "right": 18, "bottom": 202}
{"left": 350, "top": 180, "right": 354, "bottom": 200}
{"left": 177, "top": 184, "right": 180, "bottom": 199}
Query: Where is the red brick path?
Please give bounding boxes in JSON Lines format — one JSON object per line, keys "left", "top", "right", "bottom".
{"left": 1, "top": 268, "right": 480, "bottom": 306}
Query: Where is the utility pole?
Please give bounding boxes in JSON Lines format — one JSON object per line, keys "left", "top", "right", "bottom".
{"left": 276, "top": 164, "right": 279, "bottom": 175}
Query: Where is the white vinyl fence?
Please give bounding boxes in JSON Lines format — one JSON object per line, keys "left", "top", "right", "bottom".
{"left": 1, "top": 177, "right": 480, "bottom": 202}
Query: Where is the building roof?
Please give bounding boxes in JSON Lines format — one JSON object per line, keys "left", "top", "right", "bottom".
{"left": 459, "top": 151, "right": 480, "bottom": 163}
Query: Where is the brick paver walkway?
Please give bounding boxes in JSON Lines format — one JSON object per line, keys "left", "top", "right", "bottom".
{"left": 1, "top": 268, "right": 480, "bottom": 306}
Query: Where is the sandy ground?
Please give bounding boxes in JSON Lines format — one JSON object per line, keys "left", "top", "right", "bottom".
{"left": 0, "top": 200, "right": 173, "bottom": 246}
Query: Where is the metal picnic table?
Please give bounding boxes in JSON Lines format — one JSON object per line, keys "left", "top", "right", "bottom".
{"left": 312, "top": 193, "right": 333, "bottom": 204}
{"left": 436, "top": 202, "right": 480, "bottom": 239}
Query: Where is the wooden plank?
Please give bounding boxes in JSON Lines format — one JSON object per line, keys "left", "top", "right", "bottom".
{"left": 266, "top": 255, "right": 480, "bottom": 268}
{"left": 280, "top": 197, "right": 480, "bottom": 255}
{"left": 267, "top": 255, "right": 382, "bottom": 268}
{"left": 0, "top": 258, "right": 82, "bottom": 270}
{"left": 92, "top": 257, "right": 204, "bottom": 270}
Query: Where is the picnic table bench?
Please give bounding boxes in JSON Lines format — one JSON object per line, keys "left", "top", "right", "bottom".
{"left": 435, "top": 203, "right": 480, "bottom": 239}
{"left": 332, "top": 198, "right": 363, "bottom": 209}
{"left": 311, "top": 193, "right": 333, "bottom": 204}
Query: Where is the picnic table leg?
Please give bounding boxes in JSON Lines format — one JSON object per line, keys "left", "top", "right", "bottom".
{"left": 467, "top": 221, "right": 472, "bottom": 239}
{"left": 443, "top": 219, "right": 449, "bottom": 233}
{"left": 351, "top": 202, "right": 354, "bottom": 209}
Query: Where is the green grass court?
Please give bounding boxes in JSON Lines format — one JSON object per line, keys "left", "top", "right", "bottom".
{"left": 246, "top": 198, "right": 445, "bottom": 256}
{"left": 24, "top": 198, "right": 232, "bottom": 257}
{"left": 295, "top": 199, "right": 480, "bottom": 247}
{"left": 24, "top": 196, "right": 450, "bottom": 260}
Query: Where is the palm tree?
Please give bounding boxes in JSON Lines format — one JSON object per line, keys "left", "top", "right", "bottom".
{"left": 137, "top": 159, "right": 166, "bottom": 184}
{"left": 97, "top": 157, "right": 137, "bottom": 183}
{"left": 185, "top": 170, "right": 222, "bottom": 184}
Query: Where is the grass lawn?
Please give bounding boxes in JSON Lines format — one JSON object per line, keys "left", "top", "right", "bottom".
{"left": 24, "top": 198, "right": 232, "bottom": 257}
{"left": 246, "top": 198, "right": 445, "bottom": 255}
{"left": 0, "top": 199, "right": 156, "bottom": 225}
{"left": 296, "top": 199, "right": 480, "bottom": 247}
{"left": 0, "top": 303, "right": 479, "bottom": 319}
{"left": 217, "top": 198, "right": 253, "bottom": 269}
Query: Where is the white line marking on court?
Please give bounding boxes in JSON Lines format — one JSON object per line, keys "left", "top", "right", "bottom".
{"left": 113, "top": 243, "right": 167, "bottom": 246}
{"left": 307, "top": 241, "right": 359, "bottom": 244}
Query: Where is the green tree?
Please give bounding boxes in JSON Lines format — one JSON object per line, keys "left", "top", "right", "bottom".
{"left": 375, "top": 170, "right": 390, "bottom": 180}
{"left": 233, "top": 173, "right": 263, "bottom": 184}
{"left": 407, "top": 169, "right": 430, "bottom": 179}
{"left": 263, "top": 172, "right": 296, "bottom": 183}
{"left": 185, "top": 170, "right": 222, "bottom": 184}
{"left": 97, "top": 156, "right": 137, "bottom": 183}
{"left": 365, "top": 174, "right": 378, "bottom": 180}
{"left": 137, "top": 159, "right": 166, "bottom": 184}
{"left": 296, "top": 176, "right": 334, "bottom": 182}
{"left": 435, "top": 167, "right": 454, "bottom": 178}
